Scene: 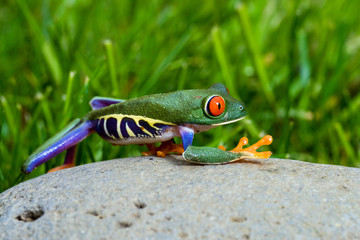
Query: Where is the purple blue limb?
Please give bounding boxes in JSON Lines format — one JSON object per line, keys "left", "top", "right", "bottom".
{"left": 22, "top": 119, "right": 96, "bottom": 174}
{"left": 179, "top": 126, "right": 194, "bottom": 150}
{"left": 64, "top": 145, "right": 77, "bottom": 165}
{"left": 89, "top": 97, "right": 124, "bottom": 110}
{"left": 46, "top": 145, "right": 77, "bottom": 173}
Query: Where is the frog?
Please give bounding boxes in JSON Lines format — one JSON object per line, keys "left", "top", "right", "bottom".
{"left": 22, "top": 83, "right": 272, "bottom": 174}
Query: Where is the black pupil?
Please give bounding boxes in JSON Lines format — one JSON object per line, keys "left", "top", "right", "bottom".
{"left": 217, "top": 102, "right": 221, "bottom": 110}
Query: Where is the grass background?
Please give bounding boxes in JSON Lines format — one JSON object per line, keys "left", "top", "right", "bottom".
{"left": 1, "top": 0, "right": 360, "bottom": 192}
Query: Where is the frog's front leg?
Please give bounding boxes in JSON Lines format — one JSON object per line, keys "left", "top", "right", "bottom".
{"left": 142, "top": 126, "right": 194, "bottom": 157}
{"left": 224, "top": 135, "right": 273, "bottom": 159}
{"left": 183, "top": 135, "right": 273, "bottom": 164}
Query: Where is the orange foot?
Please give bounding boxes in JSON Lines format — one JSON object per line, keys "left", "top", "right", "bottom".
{"left": 142, "top": 140, "right": 184, "bottom": 157}
{"left": 47, "top": 163, "right": 75, "bottom": 173}
{"left": 219, "top": 135, "right": 273, "bottom": 159}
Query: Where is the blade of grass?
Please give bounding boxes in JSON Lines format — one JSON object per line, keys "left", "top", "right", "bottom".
{"left": 0, "top": 164, "right": 4, "bottom": 187}
{"left": 140, "top": 32, "right": 191, "bottom": 94}
{"left": 80, "top": 76, "right": 90, "bottom": 115}
{"left": 103, "top": 39, "right": 119, "bottom": 96}
{"left": 0, "top": 125, "right": 6, "bottom": 187}
{"left": 15, "top": 0, "right": 42, "bottom": 42}
{"left": 339, "top": 90, "right": 360, "bottom": 122}
{"left": 40, "top": 99, "right": 55, "bottom": 134}
{"left": 328, "top": 126, "right": 340, "bottom": 165}
{"left": 243, "top": 117, "right": 261, "bottom": 137}
{"left": 334, "top": 122, "right": 356, "bottom": 165}
{"left": 63, "top": 71, "right": 76, "bottom": 116}
{"left": 297, "top": 29, "right": 311, "bottom": 93}
{"left": 88, "top": 63, "right": 107, "bottom": 92}
{"left": 41, "top": 41, "right": 63, "bottom": 85}
{"left": 1, "top": 96, "right": 17, "bottom": 137}
{"left": 236, "top": 3, "right": 275, "bottom": 107}
{"left": 212, "top": 24, "right": 262, "bottom": 139}
{"left": 16, "top": 0, "right": 62, "bottom": 85}
{"left": 291, "top": 29, "right": 311, "bottom": 106}
{"left": 211, "top": 26, "right": 237, "bottom": 98}
{"left": 208, "top": 25, "right": 264, "bottom": 139}
{"left": 177, "top": 62, "right": 188, "bottom": 90}
{"left": 277, "top": 120, "right": 294, "bottom": 156}
{"left": 20, "top": 87, "right": 53, "bottom": 143}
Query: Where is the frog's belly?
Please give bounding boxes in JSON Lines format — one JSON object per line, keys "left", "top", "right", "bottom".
{"left": 94, "top": 116, "right": 180, "bottom": 145}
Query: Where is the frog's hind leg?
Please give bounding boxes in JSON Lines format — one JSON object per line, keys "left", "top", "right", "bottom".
{"left": 142, "top": 140, "right": 184, "bottom": 157}
{"left": 22, "top": 119, "right": 96, "bottom": 174}
{"left": 47, "top": 145, "right": 77, "bottom": 173}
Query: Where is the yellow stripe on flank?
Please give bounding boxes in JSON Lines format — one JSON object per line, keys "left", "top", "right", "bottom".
{"left": 101, "top": 114, "right": 176, "bottom": 127}
{"left": 103, "top": 118, "right": 117, "bottom": 140}
{"left": 116, "top": 118, "right": 123, "bottom": 139}
{"left": 99, "top": 114, "right": 176, "bottom": 139}
{"left": 125, "top": 122, "right": 136, "bottom": 137}
{"left": 103, "top": 119, "right": 110, "bottom": 138}
{"left": 138, "top": 125, "right": 153, "bottom": 137}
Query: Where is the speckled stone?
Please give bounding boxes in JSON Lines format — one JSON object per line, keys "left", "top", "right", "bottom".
{"left": 1, "top": 156, "right": 360, "bottom": 240}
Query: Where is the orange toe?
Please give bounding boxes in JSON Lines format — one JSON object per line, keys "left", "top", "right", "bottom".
{"left": 142, "top": 140, "right": 184, "bottom": 157}
{"left": 47, "top": 163, "right": 75, "bottom": 173}
{"left": 218, "top": 145, "right": 226, "bottom": 151}
{"left": 229, "top": 135, "right": 273, "bottom": 159}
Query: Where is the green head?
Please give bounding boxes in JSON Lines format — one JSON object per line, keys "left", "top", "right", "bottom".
{"left": 177, "top": 83, "right": 247, "bottom": 126}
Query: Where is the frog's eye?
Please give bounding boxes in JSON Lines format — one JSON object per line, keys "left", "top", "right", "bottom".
{"left": 205, "top": 95, "right": 225, "bottom": 117}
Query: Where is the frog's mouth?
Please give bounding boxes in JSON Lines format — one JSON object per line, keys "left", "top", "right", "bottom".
{"left": 211, "top": 116, "right": 246, "bottom": 126}
{"left": 183, "top": 116, "right": 246, "bottom": 133}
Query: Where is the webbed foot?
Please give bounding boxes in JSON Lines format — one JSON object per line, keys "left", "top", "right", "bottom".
{"left": 142, "top": 140, "right": 184, "bottom": 157}
{"left": 221, "top": 135, "right": 273, "bottom": 159}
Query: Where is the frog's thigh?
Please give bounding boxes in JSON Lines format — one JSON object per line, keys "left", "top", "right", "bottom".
{"left": 183, "top": 146, "right": 240, "bottom": 164}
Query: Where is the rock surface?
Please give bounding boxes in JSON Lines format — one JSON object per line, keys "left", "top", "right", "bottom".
{"left": 1, "top": 156, "right": 360, "bottom": 239}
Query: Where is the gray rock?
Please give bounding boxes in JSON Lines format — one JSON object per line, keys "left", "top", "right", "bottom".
{"left": 1, "top": 156, "right": 360, "bottom": 240}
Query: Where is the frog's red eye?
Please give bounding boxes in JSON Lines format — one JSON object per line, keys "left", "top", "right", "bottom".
{"left": 206, "top": 95, "right": 225, "bottom": 117}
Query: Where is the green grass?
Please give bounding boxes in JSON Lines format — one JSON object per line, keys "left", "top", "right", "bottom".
{"left": 1, "top": 0, "right": 360, "bottom": 192}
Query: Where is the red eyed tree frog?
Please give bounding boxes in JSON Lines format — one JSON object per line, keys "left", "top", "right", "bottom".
{"left": 22, "top": 83, "right": 272, "bottom": 174}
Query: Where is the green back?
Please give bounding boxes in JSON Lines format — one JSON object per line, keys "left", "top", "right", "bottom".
{"left": 85, "top": 83, "right": 247, "bottom": 126}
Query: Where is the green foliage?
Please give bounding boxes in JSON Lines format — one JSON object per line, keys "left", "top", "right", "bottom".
{"left": 1, "top": 0, "right": 360, "bottom": 192}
